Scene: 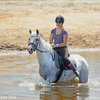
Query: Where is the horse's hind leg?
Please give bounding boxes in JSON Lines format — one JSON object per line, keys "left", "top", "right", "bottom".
{"left": 79, "top": 62, "right": 89, "bottom": 83}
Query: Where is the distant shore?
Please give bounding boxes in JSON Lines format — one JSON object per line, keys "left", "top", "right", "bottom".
{"left": 0, "top": 48, "right": 100, "bottom": 56}
{"left": 0, "top": 0, "right": 100, "bottom": 51}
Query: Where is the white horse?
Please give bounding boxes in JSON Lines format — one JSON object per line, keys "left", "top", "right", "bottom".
{"left": 27, "top": 30, "right": 89, "bottom": 86}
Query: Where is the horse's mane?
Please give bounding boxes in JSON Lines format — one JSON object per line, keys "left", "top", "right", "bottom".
{"left": 41, "top": 38, "right": 52, "bottom": 50}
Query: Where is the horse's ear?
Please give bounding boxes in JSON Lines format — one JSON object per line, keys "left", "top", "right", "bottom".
{"left": 29, "top": 30, "right": 31, "bottom": 34}
{"left": 36, "top": 29, "right": 39, "bottom": 35}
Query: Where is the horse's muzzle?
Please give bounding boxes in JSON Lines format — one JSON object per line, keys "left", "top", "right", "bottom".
{"left": 27, "top": 46, "right": 34, "bottom": 54}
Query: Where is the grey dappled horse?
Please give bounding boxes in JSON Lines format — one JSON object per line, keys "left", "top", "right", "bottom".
{"left": 27, "top": 30, "right": 89, "bottom": 86}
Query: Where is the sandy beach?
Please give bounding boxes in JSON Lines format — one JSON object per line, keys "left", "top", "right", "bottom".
{"left": 0, "top": 0, "right": 100, "bottom": 51}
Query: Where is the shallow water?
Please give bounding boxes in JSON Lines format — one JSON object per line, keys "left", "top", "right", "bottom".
{"left": 0, "top": 49, "right": 100, "bottom": 100}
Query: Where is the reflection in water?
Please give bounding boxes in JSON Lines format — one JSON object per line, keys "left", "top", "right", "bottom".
{"left": 0, "top": 50, "right": 100, "bottom": 100}
{"left": 40, "top": 84, "right": 89, "bottom": 100}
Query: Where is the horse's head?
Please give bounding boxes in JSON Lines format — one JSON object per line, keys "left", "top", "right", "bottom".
{"left": 27, "top": 29, "right": 40, "bottom": 54}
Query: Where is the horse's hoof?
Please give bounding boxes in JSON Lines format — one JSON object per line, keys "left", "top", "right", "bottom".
{"left": 43, "top": 81, "right": 51, "bottom": 87}
{"left": 74, "top": 77, "right": 80, "bottom": 83}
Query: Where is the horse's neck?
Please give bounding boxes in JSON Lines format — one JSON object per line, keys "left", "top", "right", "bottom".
{"left": 38, "top": 38, "right": 48, "bottom": 51}
{"left": 36, "top": 38, "right": 51, "bottom": 64}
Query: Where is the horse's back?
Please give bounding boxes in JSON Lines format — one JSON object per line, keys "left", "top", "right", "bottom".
{"left": 70, "top": 54, "right": 84, "bottom": 61}
{"left": 69, "top": 54, "right": 89, "bottom": 70}
{"left": 70, "top": 54, "right": 89, "bottom": 82}
{"left": 70, "top": 54, "right": 88, "bottom": 66}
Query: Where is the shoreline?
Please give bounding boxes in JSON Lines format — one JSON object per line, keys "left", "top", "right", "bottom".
{"left": 0, "top": 48, "right": 100, "bottom": 56}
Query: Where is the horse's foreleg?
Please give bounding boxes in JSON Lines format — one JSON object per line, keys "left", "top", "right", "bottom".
{"left": 44, "top": 75, "right": 54, "bottom": 86}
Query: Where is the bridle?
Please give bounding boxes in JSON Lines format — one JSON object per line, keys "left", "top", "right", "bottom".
{"left": 28, "top": 36, "right": 55, "bottom": 60}
{"left": 28, "top": 36, "right": 49, "bottom": 53}
{"left": 28, "top": 35, "right": 40, "bottom": 51}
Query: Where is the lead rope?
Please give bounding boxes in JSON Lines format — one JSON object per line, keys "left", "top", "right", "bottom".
{"left": 29, "top": 62, "right": 39, "bottom": 80}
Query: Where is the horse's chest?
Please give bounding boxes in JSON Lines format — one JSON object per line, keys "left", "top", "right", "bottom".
{"left": 39, "top": 64, "right": 50, "bottom": 80}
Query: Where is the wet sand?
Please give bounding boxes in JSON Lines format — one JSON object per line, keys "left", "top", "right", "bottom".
{"left": 0, "top": 0, "right": 100, "bottom": 51}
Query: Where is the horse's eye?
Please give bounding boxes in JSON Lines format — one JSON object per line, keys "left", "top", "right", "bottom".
{"left": 36, "top": 38, "right": 38, "bottom": 41}
{"left": 36, "top": 37, "right": 39, "bottom": 41}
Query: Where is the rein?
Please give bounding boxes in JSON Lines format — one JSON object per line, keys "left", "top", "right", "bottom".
{"left": 36, "top": 48, "right": 49, "bottom": 53}
{"left": 36, "top": 48, "right": 55, "bottom": 61}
